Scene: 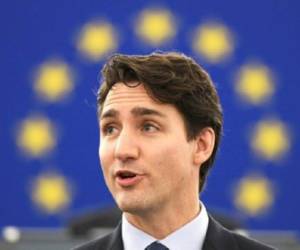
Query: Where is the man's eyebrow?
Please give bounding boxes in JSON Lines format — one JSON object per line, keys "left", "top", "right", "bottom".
{"left": 131, "top": 107, "right": 166, "bottom": 118}
{"left": 100, "top": 109, "right": 119, "bottom": 120}
{"left": 100, "top": 107, "right": 166, "bottom": 120}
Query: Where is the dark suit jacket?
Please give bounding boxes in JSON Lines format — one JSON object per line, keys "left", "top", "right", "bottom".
{"left": 73, "top": 215, "right": 276, "bottom": 250}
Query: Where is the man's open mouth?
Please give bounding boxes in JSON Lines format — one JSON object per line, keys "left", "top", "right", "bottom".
{"left": 116, "top": 170, "right": 137, "bottom": 179}
{"left": 115, "top": 170, "right": 143, "bottom": 187}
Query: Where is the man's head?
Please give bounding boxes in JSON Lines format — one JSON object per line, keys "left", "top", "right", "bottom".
{"left": 97, "top": 52, "right": 223, "bottom": 193}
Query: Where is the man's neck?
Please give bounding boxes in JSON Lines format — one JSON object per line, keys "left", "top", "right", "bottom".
{"left": 124, "top": 199, "right": 201, "bottom": 239}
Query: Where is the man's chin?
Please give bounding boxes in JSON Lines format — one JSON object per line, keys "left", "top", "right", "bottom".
{"left": 117, "top": 202, "right": 143, "bottom": 214}
{"left": 115, "top": 196, "right": 148, "bottom": 214}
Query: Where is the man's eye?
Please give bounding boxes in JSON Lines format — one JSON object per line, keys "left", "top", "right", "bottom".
{"left": 103, "top": 125, "right": 117, "bottom": 135}
{"left": 142, "top": 123, "right": 158, "bottom": 132}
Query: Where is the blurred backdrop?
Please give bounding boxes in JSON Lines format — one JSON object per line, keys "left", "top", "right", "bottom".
{"left": 1, "top": 0, "right": 299, "bottom": 233}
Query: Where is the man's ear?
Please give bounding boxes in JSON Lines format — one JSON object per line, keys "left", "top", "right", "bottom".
{"left": 193, "top": 127, "right": 215, "bottom": 166}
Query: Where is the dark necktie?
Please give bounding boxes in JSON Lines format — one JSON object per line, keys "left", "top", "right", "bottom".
{"left": 145, "top": 241, "right": 169, "bottom": 250}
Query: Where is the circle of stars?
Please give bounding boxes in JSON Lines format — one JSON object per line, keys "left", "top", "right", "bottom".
{"left": 12, "top": 7, "right": 292, "bottom": 220}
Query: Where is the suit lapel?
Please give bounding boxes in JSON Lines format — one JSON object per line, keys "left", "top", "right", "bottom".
{"left": 107, "top": 223, "right": 124, "bottom": 250}
{"left": 202, "top": 215, "right": 239, "bottom": 250}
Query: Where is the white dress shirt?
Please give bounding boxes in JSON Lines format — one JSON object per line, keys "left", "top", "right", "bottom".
{"left": 122, "top": 202, "right": 209, "bottom": 250}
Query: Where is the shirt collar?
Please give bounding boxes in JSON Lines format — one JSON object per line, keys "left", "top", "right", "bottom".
{"left": 122, "top": 202, "right": 209, "bottom": 250}
{"left": 122, "top": 214, "right": 156, "bottom": 250}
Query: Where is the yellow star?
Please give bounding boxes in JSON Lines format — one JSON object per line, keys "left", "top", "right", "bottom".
{"left": 17, "top": 116, "right": 56, "bottom": 157}
{"left": 251, "top": 119, "right": 290, "bottom": 160}
{"left": 31, "top": 172, "right": 71, "bottom": 213}
{"left": 235, "top": 64, "right": 274, "bottom": 104}
{"left": 193, "top": 22, "right": 233, "bottom": 63}
{"left": 136, "top": 9, "right": 176, "bottom": 45}
{"left": 77, "top": 21, "right": 117, "bottom": 61}
{"left": 34, "top": 61, "right": 73, "bottom": 102}
{"left": 234, "top": 176, "right": 274, "bottom": 216}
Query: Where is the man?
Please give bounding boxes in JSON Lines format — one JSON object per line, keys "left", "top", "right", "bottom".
{"left": 74, "top": 52, "right": 275, "bottom": 250}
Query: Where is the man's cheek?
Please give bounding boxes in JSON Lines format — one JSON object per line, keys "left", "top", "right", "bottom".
{"left": 100, "top": 165, "right": 110, "bottom": 186}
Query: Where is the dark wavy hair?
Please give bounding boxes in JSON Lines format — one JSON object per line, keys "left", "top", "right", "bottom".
{"left": 97, "top": 51, "right": 223, "bottom": 192}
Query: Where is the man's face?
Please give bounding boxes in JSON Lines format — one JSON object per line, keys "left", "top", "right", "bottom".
{"left": 99, "top": 83, "right": 200, "bottom": 215}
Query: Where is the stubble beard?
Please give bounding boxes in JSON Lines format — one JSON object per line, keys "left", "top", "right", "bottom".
{"left": 113, "top": 187, "right": 157, "bottom": 215}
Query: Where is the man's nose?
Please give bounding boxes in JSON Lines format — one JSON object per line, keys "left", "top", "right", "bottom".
{"left": 114, "top": 129, "right": 139, "bottom": 162}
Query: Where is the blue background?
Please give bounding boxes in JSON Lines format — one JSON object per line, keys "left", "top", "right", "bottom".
{"left": 0, "top": 0, "right": 299, "bottom": 232}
